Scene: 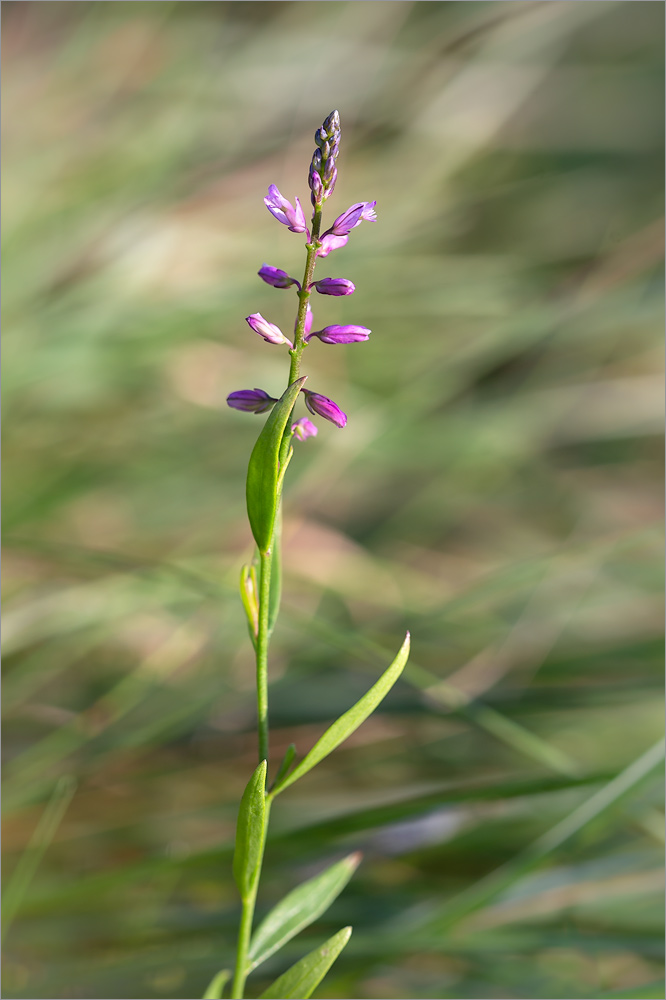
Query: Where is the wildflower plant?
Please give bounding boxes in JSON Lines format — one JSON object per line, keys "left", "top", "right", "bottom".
{"left": 214, "top": 112, "right": 410, "bottom": 1000}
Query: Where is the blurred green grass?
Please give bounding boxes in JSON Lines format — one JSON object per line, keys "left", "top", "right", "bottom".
{"left": 2, "top": 2, "right": 664, "bottom": 998}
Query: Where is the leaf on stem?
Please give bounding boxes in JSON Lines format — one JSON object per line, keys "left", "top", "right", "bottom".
{"left": 249, "top": 852, "right": 361, "bottom": 971}
{"left": 240, "top": 564, "right": 259, "bottom": 647}
{"left": 272, "top": 632, "right": 410, "bottom": 795}
{"left": 269, "top": 743, "right": 296, "bottom": 794}
{"left": 202, "top": 969, "right": 231, "bottom": 999}
{"left": 246, "top": 377, "right": 306, "bottom": 554}
{"left": 257, "top": 926, "right": 352, "bottom": 1000}
{"left": 232, "top": 760, "right": 267, "bottom": 899}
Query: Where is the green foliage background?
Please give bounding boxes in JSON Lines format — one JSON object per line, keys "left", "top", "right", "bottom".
{"left": 3, "top": 2, "right": 664, "bottom": 998}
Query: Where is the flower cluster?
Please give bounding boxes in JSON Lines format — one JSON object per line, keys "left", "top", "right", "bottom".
{"left": 308, "top": 109, "right": 340, "bottom": 208}
{"left": 227, "top": 110, "right": 376, "bottom": 439}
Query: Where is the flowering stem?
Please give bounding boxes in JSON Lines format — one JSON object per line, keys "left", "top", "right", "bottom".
{"left": 256, "top": 549, "right": 272, "bottom": 765}
{"left": 288, "top": 207, "right": 322, "bottom": 385}
{"left": 235, "top": 208, "right": 325, "bottom": 994}
{"left": 231, "top": 797, "right": 273, "bottom": 999}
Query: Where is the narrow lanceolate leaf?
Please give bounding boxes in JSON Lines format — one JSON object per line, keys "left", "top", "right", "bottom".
{"left": 270, "top": 743, "right": 296, "bottom": 794}
{"left": 232, "top": 760, "right": 267, "bottom": 899}
{"left": 273, "top": 632, "right": 410, "bottom": 795}
{"left": 202, "top": 968, "right": 230, "bottom": 999}
{"left": 246, "top": 377, "right": 306, "bottom": 554}
{"left": 258, "top": 926, "right": 352, "bottom": 1000}
{"left": 249, "top": 852, "right": 361, "bottom": 971}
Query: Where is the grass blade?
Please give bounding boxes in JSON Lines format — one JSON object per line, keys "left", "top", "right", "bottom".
{"left": 425, "top": 739, "right": 665, "bottom": 933}
{"left": 257, "top": 926, "right": 352, "bottom": 1000}
{"left": 272, "top": 632, "right": 410, "bottom": 795}
{"left": 249, "top": 852, "right": 361, "bottom": 971}
{"left": 232, "top": 760, "right": 267, "bottom": 899}
{"left": 1, "top": 774, "right": 76, "bottom": 943}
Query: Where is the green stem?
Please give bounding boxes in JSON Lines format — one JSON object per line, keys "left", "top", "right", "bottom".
{"left": 234, "top": 203, "right": 325, "bottom": 999}
{"left": 256, "top": 550, "right": 272, "bottom": 765}
{"left": 231, "top": 797, "right": 273, "bottom": 999}
{"left": 288, "top": 207, "right": 323, "bottom": 386}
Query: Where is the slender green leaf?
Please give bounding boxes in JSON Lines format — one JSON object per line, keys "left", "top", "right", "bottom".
{"left": 270, "top": 743, "right": 296, "bottom": 794}
{"left": 246, "top": 378, "right": 306, "bottom": 554}
{"left": 202, "top": 969, "right": 230, "bottom": 999}
{"left": 2, "top": 774, "right": 76, "bottom": 943}
{"left": 267, "top": 510, "right": 282, "bottom": 638}
{"left": 273, "top": 632, "right": 410, "bottom": 795}
{"left": 232, "top": 760, "right": 267, "bottom": 899}
{"left": 258, "top": 926, "right": 352, "bottom": 1000}
{"left": 249, "top": 852, "right": 361, "bottom": 971}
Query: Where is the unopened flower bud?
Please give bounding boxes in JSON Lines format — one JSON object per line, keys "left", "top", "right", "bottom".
{"left": 322, "top": 109, "right": 340, "bottom": 138}
{"left": 312, "top": 277, "right": 355, "bottom": 296}
{"left": 246, "top": 312, "right": 293, "bottom": 347}
{"left": 309, "top": 164, "right": 323, "bottom": 206}
{"left": 306, "top": 324, "right": 370, "bottom": 345}
{"left": 323, "top": 158, "right": 337, "bottom": 184}
{"left": 258, "top": 264, "right": 300, "bottom": 289}
{"left": 227, "top": 388, "right": 277, "bottom": 413}
{"left": 302, "top": 389, "right": 347, "bottom": 428}
{"left": 291, "top": 417, "right": 318, "bottom": 441}
{"left": 323, "top": 167, "right": 337, "bottom": 201}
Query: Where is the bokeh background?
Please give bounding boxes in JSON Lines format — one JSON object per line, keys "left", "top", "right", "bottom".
{"left": 2, "top": 2, "right": 664, "bottom": 999}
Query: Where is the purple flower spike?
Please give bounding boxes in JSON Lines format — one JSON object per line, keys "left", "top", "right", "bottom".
{"left": 307, "top": 324, "right": 370, "bottom": 345}
{"left": 312, "top": 277, "right": 356, "bottom": 296}
{"left": 227, "top": 388, "right": 277, "bottom": 413}
{"left": 303, "top": 389, "right": 347, "bottom": 428}
{"left": 327, "top": 201, "right": 377, "bottom": 237}
{"left": 246, "top": 312, "right": 293, "bottom": 348}
{"left": 316, "top": 233, "right": 349, "bottom": 258}
{"left": 291, "top": 417, "right": 318, "bottom": 441}
{"left": 258, "top": 264, "right": 300, "bottom": 290}
{"left": 264, "top": 185, "right": 308, "bottom": 234}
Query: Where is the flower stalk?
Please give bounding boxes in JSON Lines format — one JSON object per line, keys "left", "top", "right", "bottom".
{"left": 222, "top": 110, "right": 408, "bottom": 1000}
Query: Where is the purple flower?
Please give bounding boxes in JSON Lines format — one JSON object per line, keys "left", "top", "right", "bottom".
{"left": 312, "top": 277, "right": 355, "bottom": 296}
{"left": 309, "top": 163, "right": 323, "bottom": 206}
{"left": 258, "top": 264, "right": 300, "bottom": 290}
{"left": 227, "top": 388, "right": 277, "bottom": 413}
{"left": 303, "top": 389, "right": 347, "bottom": 428}
{"left": 327, "top": 201, "right": 377, "bottom": 237}
{"left": 264, "top": 185, "right": 308, "bottom": 233}
{"left": 306, "top": 324, "right": 370, "bottom": 345}
{"left": 316, "top": 233, "right": 349, "bottom": 258}
{"left": 246, "top": 313, "right": 293, "bottom": 348}
{"left": 291, "top": 417, "right": 318, "bottom": 441}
